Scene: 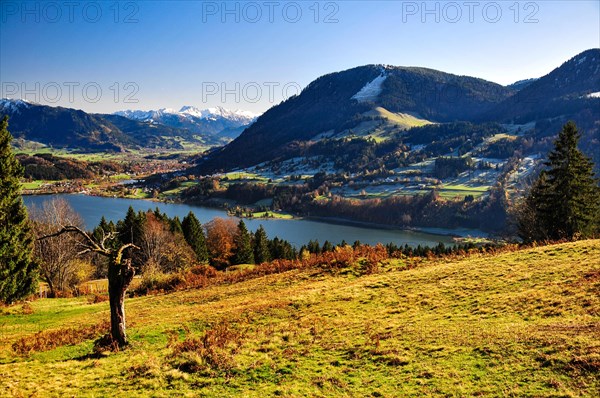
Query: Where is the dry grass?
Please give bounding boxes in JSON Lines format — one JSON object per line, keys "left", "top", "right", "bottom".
{"left": 12, "top": 320, "right": 110, "bottom": 356}
{"left": 1, "top": 240, "right": 599, "bottom": 397}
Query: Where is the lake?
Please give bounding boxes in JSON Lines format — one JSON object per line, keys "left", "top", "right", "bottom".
{"left": 23, "top": 194, "right": 459, "bottom": 248}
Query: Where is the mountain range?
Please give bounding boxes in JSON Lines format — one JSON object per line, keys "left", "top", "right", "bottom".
{"left": 0, "top": 100, "right": 258, "bottom": 152}
{"left": 197, "top": 49, "right": 599, "bottom": 173}
{"left": 114, "top": 106, "right": 259, "bottom": 140}
{"left": 1, "top": 49, "right": 597, "bottom": 174}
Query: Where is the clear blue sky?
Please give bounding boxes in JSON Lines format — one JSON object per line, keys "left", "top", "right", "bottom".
{"left": 1, "top": 1, "right": 599, "bottom": 114}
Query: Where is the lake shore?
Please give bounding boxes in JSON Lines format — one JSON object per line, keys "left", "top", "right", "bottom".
{"left": 23, "top": 194, "right": 459, "bottom": 247}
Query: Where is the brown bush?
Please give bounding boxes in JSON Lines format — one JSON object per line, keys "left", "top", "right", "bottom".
{"left": 169, "top": 321, "right": 245, "bottom": 375}
{"left": 21, "top": 302, "right": 34, "bottom": 315}
{"left": 12, "top": 320, "right": 110, "bottom": 356}
{"left": 88, "top": 293, "right": 109, "bottom": 304}
{"left": 93, "top": 333, "right": 121, "bottom": 353}
{"left": 132, "top": 265, "right": 218, "bottom": 296}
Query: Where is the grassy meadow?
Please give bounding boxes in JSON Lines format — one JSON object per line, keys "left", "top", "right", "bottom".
{"left": 1, "top": 240, "right": 599, "bottom": 397}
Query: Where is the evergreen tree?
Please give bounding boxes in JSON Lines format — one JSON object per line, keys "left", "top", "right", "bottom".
{"left": 181, "top": 211, "right": 208, "bottom": 262}
{"left": 233, "top": 220, "right": 254, "bottom": 265}
{"left": 253, "top": 225, "right": 271, "bottom": 264}
{"left": 307, "top": 239, "right": 321, "bottom": 254}
{"left": 322, "top": 240, "right": 334, "bottom": 252}
{"left": 93, "top": 216, "right": 120, "bottom": 250}
{"left": 0, "top": 116, "right": 39, "bottom": 303}
{"left": 118, "top": 206, "right": 145, "bottom": 245}
{"left": 117, "top": 207, "right": 145, "bottom": 268}
{"left": 170, "top": 216, "right": 183, "bottom": 235}
{"left": 517, "top": 172, "right": 549, "bottom": 242}
{"left": 520, "top": 122, "right": 600, "bottom": 241}
{"left": 269, "top": 237, "right": 295, "bottom": 260}
{"left": 153, "top": 207, "right": 167, "bottom": 222}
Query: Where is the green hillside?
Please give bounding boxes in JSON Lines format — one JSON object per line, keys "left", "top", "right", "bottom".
{"left": 336, "top": 107, "right": 432, "bottom": 142}
{"left": 1, "top": 241, "right": 599, "bottom": 397}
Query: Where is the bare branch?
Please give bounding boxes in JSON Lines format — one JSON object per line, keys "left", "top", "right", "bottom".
{"left": 38, "top": 225, "right": 110, "bottom": 256}
{"left": 99, "top": 230, "right": 118, "bottom": 252}
{"left": 115, "top": 243, "right": 140, "bottom": 265}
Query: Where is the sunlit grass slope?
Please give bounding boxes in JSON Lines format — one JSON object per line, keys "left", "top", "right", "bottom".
{"left": 1, "top": 240, "right": 599, "bottom": 397}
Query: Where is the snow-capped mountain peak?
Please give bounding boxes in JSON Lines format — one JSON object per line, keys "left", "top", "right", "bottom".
{"left": 115, "top": 105, "right": 260, "bottom": 124}
{"left": 0, "top": 98, "right": 34, "bottom": 113}
{"left": 114, "top": 105, "right": 261, "bottom": 139}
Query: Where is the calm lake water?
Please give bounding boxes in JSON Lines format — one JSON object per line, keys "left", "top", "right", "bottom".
{"left": 23, "top": 194, "right": 457, "bottom": 247}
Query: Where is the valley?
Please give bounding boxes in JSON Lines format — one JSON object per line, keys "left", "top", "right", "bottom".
{"left": 1, "top": 3, "right": 599, "bottom": 397}
{"left": 4, "top": 50, "right": 599, "bottom": 235}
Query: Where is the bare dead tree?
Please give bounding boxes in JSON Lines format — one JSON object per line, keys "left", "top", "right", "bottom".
{"left": 40, "top": 225, "right": 138, "bottom": 347}
{"left": 31, "top": 199, "right": 87, "bottom": 297}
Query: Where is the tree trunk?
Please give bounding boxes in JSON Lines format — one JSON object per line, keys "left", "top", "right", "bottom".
{"left": 45, "top": 278, "right": 56, "bottom": 298}
{"left": 107, "top": 257, "right": 135, "bottom": 346}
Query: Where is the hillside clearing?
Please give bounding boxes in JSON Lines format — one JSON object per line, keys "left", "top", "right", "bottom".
{"left": 1, "top": 241, "right": 599, "bottom": 397}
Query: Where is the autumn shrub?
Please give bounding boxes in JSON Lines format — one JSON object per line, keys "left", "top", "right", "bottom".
{"left": 12, "top": 320, "right": 110, "bottom": 355}
{"left": 169, "top": 321, "right": 245, "bottom": 375}
{"left": 21, "top": 302, "right": 34, "bottom": 315}
{"left": 129, "top": 241, "right": 522, "bottom": 298}
{"left": 94, "top": 332, "right": 121, "bottom": 353}
{"left": 133, "top": 265, "right": 218, "bottom": 296}
{"left": 355, "top": 244, "right": 388, "bottom": 274}
{"left": 88, "top": 293, "right": 109, "bottom": 304}
{"left": 133, "top": 272, "right": 185, "bottom": 296}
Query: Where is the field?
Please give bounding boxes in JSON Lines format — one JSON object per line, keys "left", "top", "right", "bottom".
{"left": 1, "top": 241, "right": 599, "bottom": 397}
{"left": 438, "top": 184, "right": 490, "bottom": 199}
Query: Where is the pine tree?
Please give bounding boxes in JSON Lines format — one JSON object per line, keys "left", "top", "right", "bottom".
{"left": 170, "top": 216, "right": 183, "bottom": 235}
{"left": 517, "top": 171, "right": 549, "bottom": 242}
{"left": 307, "top": 239, "right": 321, "bottom": 254}
{"left": 118, "top": 206, "right": 145, "bottom": 245}
{"left": 520, "top": 121, "right": 600, "bottom": 241}
{"left": 93, "top": 216, "right": 120, "bottom": 249}
{"left": 253, "top": 225, "right": 271, "bottom": 264}
{"left": 117, "top": 207, "right": 145, "bottom": 269}
{"left": 0, "top": 116, "right": 39, "bottom": 303}
{"left": 181, "top": 211, "right": 208, "bottom": 262}
{"left": 322, "top": 240, "right": 334, "bottom": 252}
{"left": 233, "top": 220, "right": 254, "bottom": 265}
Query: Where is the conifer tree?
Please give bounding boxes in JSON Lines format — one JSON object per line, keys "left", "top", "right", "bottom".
{"left": 253, "top": 225, "right": 271, "bottom": 264}
{"left": 118, "top": 207, "right": 141, "bottom": 244}
{"left": 181, "top": 211, "right": 208, "bottom": 262}
{"left": 93, "top": 216, "right": 120, "bottom": 249}
{"left": 519, "top": 121, "right": 600, "bottom": 241}
{"left": 170, "top": 216, "right": 183, "bottom": 235}
{"left": 233, "top": 220, "right": 254, "bottom": 265}
{"left": 117, "top": 207, "right": 145, "bottom": 268}
{"left": 0, "top": 116, "right": 39, "bottom": 303}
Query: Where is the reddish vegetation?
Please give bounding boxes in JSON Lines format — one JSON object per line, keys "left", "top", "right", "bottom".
{"left": 168, "top": 321, "right": 245, "bottom": 374}
{"left": 132, "top": 243, "right": 519, "bottom": 297}
{"left": 12, "top": 320, "right": 110, "bottom": 356}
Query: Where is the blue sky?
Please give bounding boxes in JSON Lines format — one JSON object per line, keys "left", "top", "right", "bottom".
{"left": 1, "top": 1, "right": 599, "bottom": 114}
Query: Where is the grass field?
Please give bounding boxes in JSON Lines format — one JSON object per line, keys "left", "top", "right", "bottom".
{"left": 1, "top": 240, "right": 599, "bottom": 397}
{"left": 21, "top": 180, "right": 46, "bottom": 190}
{"left": 439, "top": 184, "right": 490, "bottom": 199}
{"left": 249, "top": 211, "right": 294, "bottom": 220}
{"left": 159, "top": 181, "right": 200, "bottom": 197}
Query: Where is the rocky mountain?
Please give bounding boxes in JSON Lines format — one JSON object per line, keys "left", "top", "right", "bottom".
{"left": 114, "top": 105, "right": 258, "bottom": 140}
{"left": 0, "top": 100, "right": 225, "bottom": 151}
